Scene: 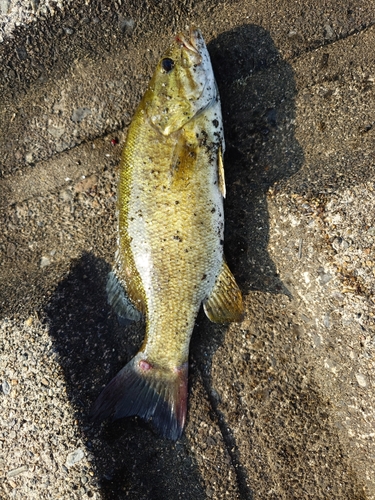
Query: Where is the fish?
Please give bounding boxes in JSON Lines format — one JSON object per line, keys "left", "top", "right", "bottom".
{"left": 91, "top": 28, "right": 244, "bottom": 440}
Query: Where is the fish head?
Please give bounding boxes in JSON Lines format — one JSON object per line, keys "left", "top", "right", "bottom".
{"left": 144, "top": 28, "right": 217, "bottom": 136}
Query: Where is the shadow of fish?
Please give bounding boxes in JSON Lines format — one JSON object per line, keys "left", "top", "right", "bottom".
{"left": 91, "top": 28, "right": 244, "bottom": 440}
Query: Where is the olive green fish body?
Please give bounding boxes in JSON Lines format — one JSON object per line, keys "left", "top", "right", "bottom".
{"left": 119, "top": 99, "right": 224, "bottom": 369}
{"left": 92, "top": 29, "right": 243, "bottom": 439}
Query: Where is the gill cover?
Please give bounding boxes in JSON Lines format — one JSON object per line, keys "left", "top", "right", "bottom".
{"left": 144, "top": 28, "right": 216, "bottom": 135}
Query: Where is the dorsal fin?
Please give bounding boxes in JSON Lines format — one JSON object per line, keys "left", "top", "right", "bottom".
{"left": 218, "top": 145, "right": 226, "bottom": 198}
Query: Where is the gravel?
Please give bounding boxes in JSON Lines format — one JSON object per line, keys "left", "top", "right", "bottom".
{"left": 0, "top": 318, "right": 99, "bottom": 499}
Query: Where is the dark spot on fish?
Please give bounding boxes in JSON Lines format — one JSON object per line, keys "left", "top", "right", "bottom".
{"left": 161, "top": 57, "right": 174, "bottom": 73}
{"left": 175, "top": 200, "right": 180, "bottom": 205}
{"left": 201, "top": 274, "right": 207, "bottom": 280}
{"left": 173, "top": 235, "right": 183, "bottom": 242}
{"left": 211, "top": 207, "right": 216, "bottom": 213}
{"left": 220, "top": 239, "right": 224, "bottom": 245}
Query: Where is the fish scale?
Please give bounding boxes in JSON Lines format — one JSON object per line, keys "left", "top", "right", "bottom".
{"left": 92, "top": 28, "right": 244, "bottom": 440}
{"left": 118, "top": 93, "right": 225, "bottom": 357}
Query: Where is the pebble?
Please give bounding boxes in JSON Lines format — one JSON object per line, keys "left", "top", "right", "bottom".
{"left": 0, "top": 0, "right": 10, "bottom": 15}
{"left": 7, "top": 465, "right": 28, "bottom": 478}
{"left": 48, "top": 125, "right": 65, "bottom": 139}
{"left": 355, "top": 373, "right": 367, "bottom": 388}
{"left": 2, "top": 380, "right": 11, "bottom": 395}
{"left": 25, "top": 317, "right": 33, "bottom": 327}
{"left": 71, "top": 108, "right": 91, "bottom": 123}
{"left": 323, "top": 313, "right": 330, "bottom": 328}
{"left": 60, "top": 189, "right": 73, "bottom": 202}
{"left": 40, "top": 256, "right": 51, "bottom": 268}
{"left": 25, "top": 152, "right": 34, "bottom": 164}
{"left": 74, "top": 175, "right": 98, "bottom": 193}
{"left": 118, "top": 16, "right": 135, "bottom": 34}
{"left": 66, "top": 448, "right": 85, "bottom": 468}
{"left": 318, "top": 269, "right": 332, "bottom": 285}
{"left": 56, "top": 140, "right": 70, "bottom": 153}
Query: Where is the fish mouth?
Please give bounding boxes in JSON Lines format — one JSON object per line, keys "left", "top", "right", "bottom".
{"left": 175, "top": 27, "right": 202, "bottom": 60}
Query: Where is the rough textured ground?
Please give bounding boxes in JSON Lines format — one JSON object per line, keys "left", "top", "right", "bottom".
{"left": 1, "top": 1, "right": 375, "bottom": 499}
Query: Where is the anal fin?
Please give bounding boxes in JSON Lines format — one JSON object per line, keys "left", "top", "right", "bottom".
{"left": 106, "top": 270, "right": 142, "bottom": 323}
{"left": 203, "top": 260, "right": 244, "bottom": 323}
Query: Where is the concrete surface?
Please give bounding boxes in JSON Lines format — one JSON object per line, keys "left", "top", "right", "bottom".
{"left": 1, "top": 0, "right": 375, "bottom": 498}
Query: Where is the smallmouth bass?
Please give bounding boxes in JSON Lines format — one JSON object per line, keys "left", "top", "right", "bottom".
{"left": 92, "top": 28, "right": 243, "bottom": 440}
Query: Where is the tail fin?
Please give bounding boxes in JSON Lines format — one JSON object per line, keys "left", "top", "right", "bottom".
{"left": 91, "top": 354, "right": 188, "bottom": 440}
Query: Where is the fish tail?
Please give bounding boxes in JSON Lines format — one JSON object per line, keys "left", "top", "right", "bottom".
{"left": 91, "top": 354, "right": 188, "bottom": 440}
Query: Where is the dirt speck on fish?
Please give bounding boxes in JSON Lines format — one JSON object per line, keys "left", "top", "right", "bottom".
{"left": 91, "top": 28, "right": 244, "bottom": 440}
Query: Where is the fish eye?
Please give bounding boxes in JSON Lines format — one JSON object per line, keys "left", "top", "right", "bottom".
{"left": 161, "top": 58, "right": 174, "bottom": 73}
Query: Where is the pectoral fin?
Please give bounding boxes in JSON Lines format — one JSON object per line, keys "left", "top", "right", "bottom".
{"left": 106, "top": 270, "right": 143, "bottom": 323}
{"left": 171, "top": 129, "right": 198, "bottom": 181}
{"left": 203, "top": 261, "right": 244, "bottom": 323}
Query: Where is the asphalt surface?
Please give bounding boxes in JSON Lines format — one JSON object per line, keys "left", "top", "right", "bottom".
{"left": 1, "top": 1, "right": 375, "bottom": 499}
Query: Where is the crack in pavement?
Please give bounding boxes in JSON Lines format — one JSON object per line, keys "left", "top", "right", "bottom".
{"left": 199, "top": 366, "right": 254, "bottom": 500}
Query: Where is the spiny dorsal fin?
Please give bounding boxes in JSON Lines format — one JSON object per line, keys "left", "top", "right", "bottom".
{"left": 218, "top": 145, "right": 226, "bottom": 198}
{"left": 203, "top": 260, "right": 244, "bottom": 323}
